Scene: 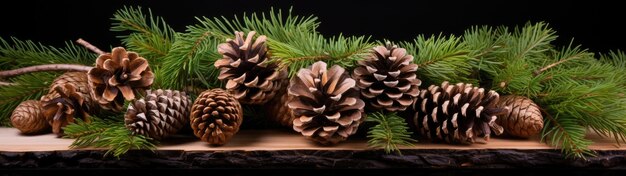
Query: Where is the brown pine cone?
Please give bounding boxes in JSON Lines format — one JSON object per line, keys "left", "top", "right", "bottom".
{"left": 42, "top": 83, "right": 90, "bottom": 136}
{"left": 88, "top": 47, "right": 154, "bottom": 112}
{"left": 412, "top": 81, "right": 508, "bottom": 144}
{"left": 288, "top": 61, "right": 366, "bottom": 145}
{"left": 41, "top": 72, "right": 97, "bottom": 114}
{"left": 263, "top": 79, "right": 294, "bottom": 127}
{"left": 353, "top": 44, "right": 421, "bottom": 111}
{"left": 495, "top": 95, "right": 543, "bottom": 138}
{"left": 11, "top": 100, "right": 49, "bottom": 134}
{"left": 190, "top": 89, "right": 243, "bottom": 145}
{"left": 214, "top": 31, "right": 287, "bottom": 104}
{"left": 125, "top": 89, "right": 191, "bottom": 140}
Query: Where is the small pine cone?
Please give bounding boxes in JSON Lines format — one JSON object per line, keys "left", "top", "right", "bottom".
{"left": 353, "top": 44, "right": 421, "bottom": 111}
{"left": 288, "top": 61, "right": 366, "bottom": 145}
{"left": 42, "top": 83, "right": 90, "bottom": 136}
{"left": 41, "top": 72, "right": 97, "bottom": 114}
{"left": 495, "top": 95, "right": 543, "bottom": 138}
{"left": 263, "top": 86, "right": 295, "bottom": 127}
{"left": 214, "top": 31, "right": 288, "bottom": 104}
{"left": 411, "top": 82, "right": 508, "bottom": 144}
{"left": 124, "top": 89, "right": 191, "bottom": 140}
{"left": 88, "top": 47, "right": 154, "bottom": 112}
{"left": 190, "top": 89, "right": 243, "bottom": 145}
{"left": 11, "top": 100, "right": 49, "bottom": 134}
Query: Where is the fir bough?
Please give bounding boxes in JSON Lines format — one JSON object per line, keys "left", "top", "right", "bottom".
{"left": 367, "top": 112, "right": 416, "bottom": 155}
{"left": 63, "top": 118, "right": 157, "bottom": 158}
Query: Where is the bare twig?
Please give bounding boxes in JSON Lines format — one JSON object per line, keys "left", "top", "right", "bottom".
{"left": 0, "top": 81, "right": 16, "bottom": 86}
{"left": 76, "top": 38, "right": 106, "bottom": 55}
{"left": 0, "top": 64, "right": 93, "bottom": 78}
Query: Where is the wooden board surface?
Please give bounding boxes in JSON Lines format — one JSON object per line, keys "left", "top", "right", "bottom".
{"left": 0, "top": 127, "right": 623, "bottom": 152}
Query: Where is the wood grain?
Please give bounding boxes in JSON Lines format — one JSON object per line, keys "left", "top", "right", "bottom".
{"left": 0, "top": 127, "right": 623, "bottom": 152}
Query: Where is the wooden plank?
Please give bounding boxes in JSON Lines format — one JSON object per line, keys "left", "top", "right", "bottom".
{"left": 0, "top": 127, "right": 623, "bottom": 152}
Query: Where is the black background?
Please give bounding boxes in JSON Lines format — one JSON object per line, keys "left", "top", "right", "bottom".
{"left": 1, "top": 0, "right": 624, "bottom": 54}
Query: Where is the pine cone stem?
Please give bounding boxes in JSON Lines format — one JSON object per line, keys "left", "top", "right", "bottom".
{"left": 76, "top": 38, "right": 105, "bottom": 55}
{"left": 0, "top": 64, "right": 93, "bottom": 78}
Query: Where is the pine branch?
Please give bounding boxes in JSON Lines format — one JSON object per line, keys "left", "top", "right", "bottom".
{"left": 269, "top": 32, "right": 374, "bottom": 77}
{"left": 76, "top": 38, "right": 105, "bottom": 55}
{"left": 541, "top": 111, "right": 594, "bottom": 158}
{"left": 367, "top": 111, "right": 416, "bottom": 155}
{"left": 0, "top": 37, "right": 96, "bottom": 69}
{"left": 111, "top": 6, "right": 175, "bottom": 63}
{"left": 0, "top": 73, "right": 57, "bottom": 126}
{"left": 64, "top": 118, "right": 157, "bottom": 158}
{"left": 0, "top": 64, "right": 92, "bottom": 78}
{"left": 403, "top": 34, "right": 478, "bottom": 85}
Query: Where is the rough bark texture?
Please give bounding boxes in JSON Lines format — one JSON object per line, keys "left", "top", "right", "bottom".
{"left": 1, "top": 149, "right": 625, "bottom": 169}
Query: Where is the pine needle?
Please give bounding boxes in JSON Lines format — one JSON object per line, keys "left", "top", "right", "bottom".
{"left": 367, "top": 111, "right": 416, "bottom": 155}
{"left": 63, "top": 118, "right": 157, "bottom": 158}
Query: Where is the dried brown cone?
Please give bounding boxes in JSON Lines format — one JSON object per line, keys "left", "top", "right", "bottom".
{"left": 190, "top": 89, "right": 243, "bottom": 145}
{"left": 263, "top": 79, "right": 294, "bottom": 127}
{"left": 124, "top": 89, "right": 191, "bottom": 140}
{"left": 353, "top": 44, "right": 421, "bottom": 112}
{"left": 214, "top": 31, "right": 287, "bottom": 105}
{"left": 42, "top": 83, "right": 90, "bottom": 136}
{"left": 495, "top": 95, "right": 543, "bottom": 138}
{"left": 88, "top": 47, "right": 154, "bottom": 112}
{"left": 11, "top": 100, "right": 50, "bottom": 134}
{"left": 288, "top": 61, "right": 366, "bottom": 145}
{"left": 411, "top": 81, "right": 508, "bottom": 144}
{"left": 41, "top": 72, "right": 97, "bottom": 114}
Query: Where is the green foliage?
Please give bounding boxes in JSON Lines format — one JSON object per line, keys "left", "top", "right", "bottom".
{"left": 475, "top": 22, "right": 626, "bottom": 158}
{"left": 63, "top": 118, "right": 157, "bottom": 158}
{"left": 0, "top": 73, "right": 56, "bottom": 126}
{"left": 111, "top": 6, "right": 175, "bottom": 63}
{"left": 403, "top": 34, "right": 478, "bottom": 86}
{"left": 269, "top": 32, "right": 374, "bottom": 77}
{"left": 0, "top": 37, "right": 96, "bottom": 69}
{"left": 367, "top": 112, "right": 416, "bottom": 155}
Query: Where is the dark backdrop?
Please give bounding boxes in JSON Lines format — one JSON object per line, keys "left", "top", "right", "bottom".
{"left": 1, "top": 0, "right": 624, "bottom": 53}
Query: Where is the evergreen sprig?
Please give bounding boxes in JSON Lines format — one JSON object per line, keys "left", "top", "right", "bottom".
{"left": 403, "top": 34, "right": 478, "bottom": 86}
{"left": 63, "top": 118, "right": 157, "bottom": 158}
{"left": 269, "top": 32, "right": 374, "bottom": 77}
{"left": 111, "top": 6, "right": 175, "bottom": 63}
{"left": 0, "top": 37, "right": 96, "bottom": 69}
{"left": 367, "top": 111, "right": 416, "bottom": 155}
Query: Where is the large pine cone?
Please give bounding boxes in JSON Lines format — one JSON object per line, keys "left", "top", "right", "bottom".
{"left": 88, "top": 47, "right": 154, "bottom": 112}
{"left": 353, "top": 44, "right": 420, "bottom": 111}
{"left": 42, "top": 83, "right": 90, "bottom": 136}
{"left": 495, "top": 95, "right": 543, "bottom": 138}
{"left": 411, "top": 82, "right": 508, "bottom": 144}
{"left": 41, "top": 72, "right": 97, "bottom": 114}
{"left": 124, "top": 89, "right": 191, "bottom": 140}
{"left": 288, "top": 61, "right": 366, "bottom": 145}
{"left": 190, "top": 89, "right": 243, "bottom": 145}
{"left": 11, "top": 100, "right": 49, "bottom": 134}
{"left": 214, "top": 31, "right": 287, "bottom": 104}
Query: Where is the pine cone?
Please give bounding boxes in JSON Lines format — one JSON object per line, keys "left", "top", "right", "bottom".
{"left": 495, "top": 95, "right": 543, "bottom": 138}
{"left": 288, "top": 61, "right": 366, "bottom": 145}
{"left": 41, "top": 72, "right": 97, "bottom": 114}
{"left": 411, "top": 81, "right": 508, "bottom": 144}
{"left": 11, "top": 100, "right": 49, "bottom": 134}
{"left": 88, "top": 47, "right": 154, "bottom": 112}
{"left": 214, "top": 31, "right": 287, "bottom": 104}
{"left": 124, "top": 89, "right": 191, "bottom": 140}
{"left": 42, "top": 83, "right": 90, "bottom": 136}
{"left": 263, "top": 86, "right": 295, "bottom": 127}
{"left": 190, "top": 89, "right": 243, "bottom": 145}
{"left": 353, "top": 44, "right": 421, "bottom": 111}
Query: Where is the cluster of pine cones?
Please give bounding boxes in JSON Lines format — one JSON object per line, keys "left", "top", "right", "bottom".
{"left": 11, "top": 30, "right": 544, "bottom": 147}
